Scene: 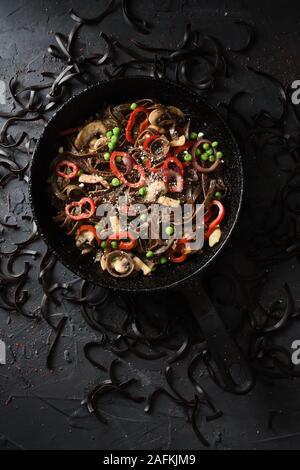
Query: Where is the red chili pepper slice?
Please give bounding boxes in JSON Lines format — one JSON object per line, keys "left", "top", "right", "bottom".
{"left": 169, "top": 239, "right": 189, "bottom": 263}
{"left": 163, "top": 156, "right": 184, "bottom": 176}
{"left": 110, "top": 151, "right": 127, "bottom": 178}
{"left": 56, "top": 160, "right": 79, "bottom": 179}
{"left": 126, "top": 107, "right": 149, "bottom": 144}
{"left": 120, "top": 164, "right": 146, "bottom": 188}
{"left": 139, "top": 118, "right": 150, "bottom": 134}
{"left": 77, "top": 225, "right": 100, "bottom": 244}
{"left": 205, "top": 200, "right": 225, "bottom": 239}
{"left": 143, "top": 134, "right": 159, "bottom": 151}
{"left": 108, "top": 232, "right": 137, "bottom": 251}
{"left": 65, "top": 197, "right": 96, "bottom": 221}
{"left": 110, "top": 152, "right": 146, "bottom": 188}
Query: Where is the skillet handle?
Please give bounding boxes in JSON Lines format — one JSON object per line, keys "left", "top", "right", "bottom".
{"left": 178, "top": 284, "right": 255, "bottom": 394}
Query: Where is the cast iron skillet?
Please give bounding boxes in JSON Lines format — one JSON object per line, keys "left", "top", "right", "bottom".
{"left": 29, "top": 77, "right": 255, "bottom": 394}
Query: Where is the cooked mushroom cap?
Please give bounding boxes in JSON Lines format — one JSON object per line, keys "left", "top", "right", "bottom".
{"left": 76, "top": 230, "right": 95, "bottom": 249}
{"left": 149, "top": 106, "right": 186, "bottom": 130}
{"left": 106, "top": 251, "right": 134, "bottom": 278}
{"left": 74, "top": 121, "right": 107, "bottom": 150}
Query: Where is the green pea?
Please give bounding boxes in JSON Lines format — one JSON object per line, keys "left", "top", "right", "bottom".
{"left": 212, "top": 141, "right": 219, "bottom": 148}
{"left": 106, "top": 130, "right": 113, "bottom": 138}
{"left": 165, "top": 226, "right": 174, "bottom": 236}
{"left": 113, "top": 127, "right": 120, "bottom": 136}
{"left": 130, "top": 102, "right": 138, "bottom": 110}
{"left": 190, "top": 132, "right": 198, "bottom": 140}
{"left": 140, "top": 213, "right": 147, "bottom": 222}
{"left": 111, "top": 240, "right": 118, "bottom": 249}
{"left": 160, "top": 256, "right": 168, "bottom": 265}
{"left": 203, "top": 143, "right": 210, "bottom": 150}
{"left": 100, "top": 241, "right": 107, "bottom": 249}
{"left": 139, "top": 187, "right": 147, "bottom": 197}
{"left": 214, "top": 191, "right": 222, "bottom": 200}
{"left": 195, "top": 148, "right": 201, "bottom": 157}
{"left": 207, "top": 149, "right": 213, "bottom": 156}
{"left": 111, "top": 177, "right": 120, "bottom": 187}
{"left": 184, "top": 153, "right": 193, "bottom": 162}
{"left": 108, "top": 142, "right": 116, "bottom": 151}
{"left": 104, "top": 152, "right": 110, "bottom": 161}
{"left": 116, "top": 156, "right": 122, "bottom": 163}
{"left": 111, "top": 135, "right": 118, "bottom": 144}
{"left": 146, "top": 251, "right": 154, "bottom": 259}
{"left": 209, "top": 155, "right": 216, "bottom": 163}
{"left": 201, "top": 153, "right": 208, "bottom": 161}
{"left": 216, "top": 151, "right": 223, "bottom": 159}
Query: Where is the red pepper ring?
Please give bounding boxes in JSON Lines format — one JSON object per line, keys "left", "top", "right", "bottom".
{"left": 110, "top": 152, "right": 146, "bottom": 188}
{"left": 126, "top": 106, "right": 150, "bottom": 144}
{"left": 169, "top": 239, "right": 189, "bottom": 263}
{"left": 108, "top": 232, "right": 137, "bottom": 251}
{"left": 77, "top": 225, "right": 101, "bottom": 244}
{"left": 56, "top": 160, "right": 79, "bottom": 179}
{"left": 163, "top": 156, "right": 184, "bottom": 176}
{"left": 110, "top": 151, "right": 128, "bottom": 178}
{"left": 205, "top": 200, "right": 225, "bottom": 240}
{"left": 65, "top": 197, "right": 96, "bottom": 221}
{"left": 143, "top": 134, "right": 159, "bottom": 151}
{"left": 119, "top": 164, "right": 146, "bottom": 188}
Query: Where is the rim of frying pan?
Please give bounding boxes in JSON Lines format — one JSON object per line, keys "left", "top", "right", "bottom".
{"left": 29, "top": 76, "right": 243, "bottom": 292}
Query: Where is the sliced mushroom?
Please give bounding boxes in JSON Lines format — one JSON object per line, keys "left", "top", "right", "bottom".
{"left": 74, "top": 121, "right": 107, "bottom": 150}
{"left": 208, "top": 228, "right": 222, "bottom": 247}
{"left": 106, "top": 251, "right": 135, "bottom": 277}
{"left": 89, "top": 136, "right": 108, "bottom": 152}
{"left": 158, "top": 196, "right": 181, "bottom": 207}
{"left": 76, "top": 230, "right": 95, "bottom": 249}
{"left": 149, "top": 106, "right": 173, "bottom": 129}
{"left": 170, "top": 135, "right": 186, "bottom": 147}
{"left": 100, "top": 254, "right": 107, "bottom": 271}
{"left": 133, "top": 256, "right": 152, "bottom": 275}
{"left": 79, "top": 174, "right": 110, "bottom": 188}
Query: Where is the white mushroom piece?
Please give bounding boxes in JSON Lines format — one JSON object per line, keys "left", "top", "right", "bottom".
{"left": 133, "top": 256, "right": 152, "bottom": 276}
{"left": 169, "top": 134, "right": 186, "bottom": 147}
{"left": 149, "top": 105, "right": 185, "bottom": 129}
{"left": 75, "top": 228, "right": 95, "bottom": 254}
{"left": 78, "top": 174, "right": 110, "bottom": 189}
{"left": 208, "top": 228, "right": 222, "bottom": 247}
{"left": 74, "top": 121, "right": 107, "bottom": 150}
{"left": 104, "top": 251, "right": 135, "bottom": 278}
{"left": 157, "top": 196, "right": 181, "bottom": 207}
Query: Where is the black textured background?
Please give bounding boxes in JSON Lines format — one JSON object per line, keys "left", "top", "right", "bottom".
{"left": 1, "top": 0, "right": 300, "bottom": 451}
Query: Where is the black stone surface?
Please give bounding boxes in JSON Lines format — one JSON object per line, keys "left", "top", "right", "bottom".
{"left": 1, "top": 0, "right": 300, "bottom": 451}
